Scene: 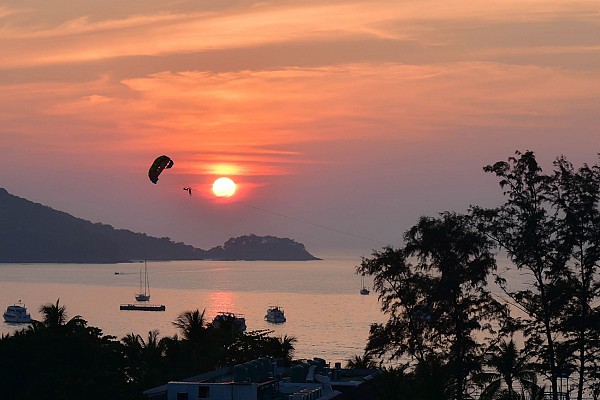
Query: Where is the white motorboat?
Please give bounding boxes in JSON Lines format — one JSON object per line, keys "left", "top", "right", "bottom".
{"left": 265, "top": 306, "right": 286, "bottom": 323}
{"left": 3, "top": 300, "right": 32, "bottom": 323}
{"left": 212, "top": 312, "right": 246, "bottom": 333}
{"left": 135, "top": 260, "right": 151, "bottom": 301}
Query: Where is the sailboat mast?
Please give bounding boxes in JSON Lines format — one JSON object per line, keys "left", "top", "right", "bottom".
{"left": 139, "top": 267, "right": 143, "bottom": 293}
{"left": 145, "top": 260, "right": 149, "bottom": 296}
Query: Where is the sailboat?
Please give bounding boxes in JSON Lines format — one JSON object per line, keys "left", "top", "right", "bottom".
{"left": 135, "top": 260, "right": 151, "bottom": 301}
{"left": 360, "top": 276, "right": 370, "bottom": 295}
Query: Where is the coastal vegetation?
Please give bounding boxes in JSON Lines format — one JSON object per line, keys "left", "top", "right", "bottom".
{"left": 356, "top": 151, "right": 600, "bottom": 400}
{"left": 0, "top": 299, "right": 296, "bottom": 400}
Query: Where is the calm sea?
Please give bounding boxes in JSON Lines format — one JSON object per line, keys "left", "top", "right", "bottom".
{"left": 0, "top": 257, "right": 384, "bottom": 365}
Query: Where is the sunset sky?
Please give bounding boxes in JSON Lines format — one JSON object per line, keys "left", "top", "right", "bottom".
{"left": 2, "top": 0, "right": 599, "bottom": 256}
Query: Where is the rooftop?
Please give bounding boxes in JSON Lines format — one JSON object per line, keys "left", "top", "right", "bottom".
{"left": 144, "top": 357, "right": 381, "bottom": 400}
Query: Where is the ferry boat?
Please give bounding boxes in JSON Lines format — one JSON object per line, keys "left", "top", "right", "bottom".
{"left": 3, "top": 300, "right": 32, "bottom": 323}
{"left": 212, "top": 312, "right": 246, "bottom": 333}
{"left": 264, "top": 306, "right": 286, "bottom": 324}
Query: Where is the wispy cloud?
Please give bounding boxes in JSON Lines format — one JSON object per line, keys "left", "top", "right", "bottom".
{"left": 4, "top": 0, "right": 597, "bottom": 69}
{"left": 3, "top": 61, "right": 599, "bottom": 168}
{"left": 2, "top": 0, "right": 600, "bottom": 251}
{"left": 3, "top": 1, "right": 599, "bottom": 169}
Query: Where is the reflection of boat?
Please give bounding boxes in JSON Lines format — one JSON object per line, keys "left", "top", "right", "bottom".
{"left": 135, "top": 260, "right": 151, "bottom": 301}
{"left": 3, "top": 300, "right": 32, "bottom": 323}
{"left": 265, "top": 306, "right": 286, "bottom": 324}
{"left": 212, "top": 312, "right": 246, "bottom": 332}
{"left": 360, "top": 276, "right": 370, "bottom": 295}
{"left": 119, "top": 303, "right": 165, "bottom": 312}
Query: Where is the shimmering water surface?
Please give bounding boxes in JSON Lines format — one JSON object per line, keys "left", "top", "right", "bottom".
{"left": 0, "top": 257, "right": 383, "bottom": 364}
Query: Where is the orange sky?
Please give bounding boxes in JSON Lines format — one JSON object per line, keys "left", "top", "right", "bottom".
{"left": 2, "top": 0, "right": 599, "bottom": 255}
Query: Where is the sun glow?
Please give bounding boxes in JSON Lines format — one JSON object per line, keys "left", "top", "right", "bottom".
{"left": 212, "top": 177, "right": 236, "bottom": 197}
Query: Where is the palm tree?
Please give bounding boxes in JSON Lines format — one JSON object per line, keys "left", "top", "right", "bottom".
{"left": 139, "top": 330, "right": 167, "bottom": 361}
{"left": 172, "top": 309, "right": 207, "bottom": 342}
{"left": 121, "top": 332, "right": 143, "bottom": 360}
{"left": 475, "top": 339, "right": 539, "bottom": 400}
{"left": 121, "top": 332, "right": 144, "bottom": 383}
{"left": 34, "top": 298, "right": 83, "bottom": 331}
{"left": 126, "top": 330, "right": 168, "bottom": 387}
{"left": 258, "top": 331, "right": 298, "bottom": 365}
{"left": 346, "top": 353, "right": 377, "bottom": 369}
{"left": 272, "top": 335, "right": 297, "bottom": 364}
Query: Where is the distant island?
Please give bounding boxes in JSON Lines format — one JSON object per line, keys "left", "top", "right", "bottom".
{"left": 0, "top": 188, "right": 320, "bottom": 263}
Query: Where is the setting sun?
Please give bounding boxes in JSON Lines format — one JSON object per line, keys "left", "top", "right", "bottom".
{"left": 212, "top": 177, "right": 236, "bottom": 197}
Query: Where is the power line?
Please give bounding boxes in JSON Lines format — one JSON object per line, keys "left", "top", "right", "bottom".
{"left": 232, "top": 200, "right": 390, "bottom": 246}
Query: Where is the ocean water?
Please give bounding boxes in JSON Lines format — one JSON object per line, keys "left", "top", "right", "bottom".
{"left": 0, "top": 257, "right": 384, "bottom": 365}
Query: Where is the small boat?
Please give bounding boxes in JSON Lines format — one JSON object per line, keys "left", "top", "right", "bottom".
{"left": 360, "top": 276, "right": 370, "bottom": 295}
{"left": 135, "top": 260, "right": 151, "bottom": 302}
{"left": 212, "top": 312, "right": 246, "bottom": 333}
{"left": 3, "top": 300, "right": 32, "bottom": 323}
{"left": 119, "top": 303, "right": 165, "bottom": 312}
{"left": 265, "top": 306, "right": 286, "bottom": 324}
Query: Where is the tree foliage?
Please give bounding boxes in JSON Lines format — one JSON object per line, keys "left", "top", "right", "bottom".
{"left": 0, "top": 300, "right": 135, "bottom": 400}
{"left": 551, "top": 156, "right": 600, "bottom": 400}
{"left": 358, "top": 212, "right": 507, "bottom": 400}
{"left": 0, "top": 303, "right": 298, "bottom": 399}
{"left": 473, "top": 339, "right": 540, "bottom": 400}
{"left": 472, "top": 151, "right": 600, "bottom": 400}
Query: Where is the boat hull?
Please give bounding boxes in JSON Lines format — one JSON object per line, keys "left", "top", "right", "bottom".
{"left": 120, "top": 304, "right": 165, "bottom": 311}
{"left": 265, "top": 315, "right": 286, "bottom": 323}
{"left": 3, "top": 314, "right": 32, "bottom": 323}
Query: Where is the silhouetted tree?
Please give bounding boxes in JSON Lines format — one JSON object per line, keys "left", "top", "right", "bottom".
{"left": 474, "top": 339, "right": 539, "bottom": 400}
{"left": 369, "top": 366, "right": 413, "bottom": 400}
{"left": 358, "top": 212, "right": 507, "bottom": 400}
{"left": 33, "top": 298, "right": 84, "bottom": 331}
{"left": 550, "top": 155, "right": 600, "bottom": 400}
{"left": 121, "top": 332, "right": 145, "bottom": 383}
{"left": 172, "top": 309, "right": 208, "bottom": 342}
{"left": 137, "top": 330, "right": 170, "bottom": 388}
{"left": 371, "top": 359, "right": 452, "bottom": 400}
{"left": 164, "top": 309, "right": 298, "bottom": 377}
{"left": 346, "top": 353, "right": 377, "bottom": 369}
{"left": 473, "top": 151, "right": 563, "bottom": 400}
{"left": 473, "top": 151, "right": 600, "bottom": 400}
{"left": 168, "top": 309, "right": 214, "bottom": 373}
{"left": 0, "top": 301, "right": 136, "bottom": 400}
{"left": 267, "top": 335, "right": 297, "bottom": 366}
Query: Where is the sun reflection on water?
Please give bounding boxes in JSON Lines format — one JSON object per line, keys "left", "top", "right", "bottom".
{"left": 206, "top": 291, "right": 242, "bottom": 319}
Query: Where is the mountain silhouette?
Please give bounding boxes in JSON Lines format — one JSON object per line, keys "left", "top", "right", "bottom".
{"left": 0, "top": 188, "right": 319, "bottom": 263}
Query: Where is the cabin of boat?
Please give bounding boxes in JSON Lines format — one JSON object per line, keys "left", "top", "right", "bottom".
{"left": 265, "top": 306, "right": 286, "bottom": 323}
{"left": 3, "top": 301, "right": 32, "bottom": 323}
{"left": 120, "top": 303, "right": 165, "bottom": 312}
{"left": 212, "top": 312, "right": 247, "bottom": 333}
